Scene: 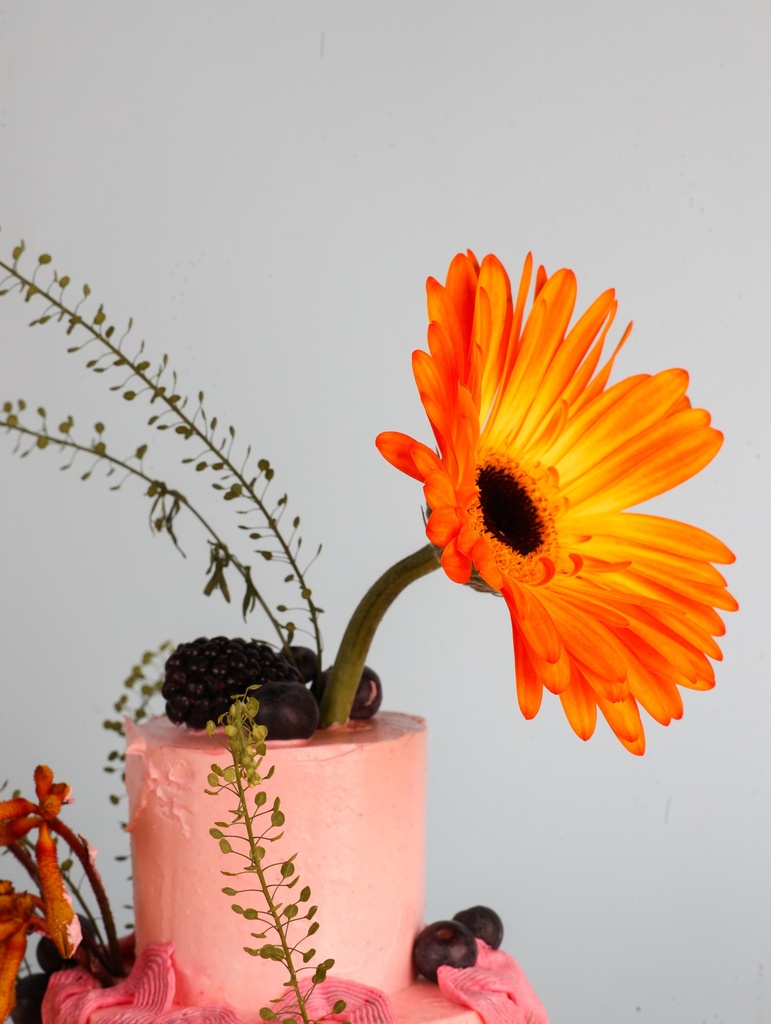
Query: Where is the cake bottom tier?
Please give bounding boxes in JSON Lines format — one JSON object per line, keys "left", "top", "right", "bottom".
{"left": 391, "top": 983, "right": 482, "bottom": 1024}
{"left": 43, "top": 958, "right": 481, "bottom": 1024}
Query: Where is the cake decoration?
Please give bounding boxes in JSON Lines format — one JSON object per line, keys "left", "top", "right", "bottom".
{"left": 0, "top": 240, "right": 737, "bottom": 1023}
{"left": 375, "top": 250, "right": 737, "bottom": 755}
{"left": 162, "top": 637, "right": 305, "bottom": 731}
{"left": 0, "top": 769, "right": 122, "bottom": 1021}
{"left": 436, "top": 943, "right": 549, "bottom": 1024}
{"left": 413, "top": 922, "right": 479, "bottom": 982}
{"left": 451, "top": 908, "right": 504, "bottom": 952}
{"left": 42, "top": 948, "right": 399, "bottom": 1024}
{"left": 203, "top": 690, "right": 340, "bottom": 1019}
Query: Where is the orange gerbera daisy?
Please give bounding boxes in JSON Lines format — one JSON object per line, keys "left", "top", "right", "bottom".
{"left": 376, "top": 251, "right": 736, "bottom": 753}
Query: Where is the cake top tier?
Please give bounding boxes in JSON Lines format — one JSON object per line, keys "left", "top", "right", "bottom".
{"left": 129, "top": 710, "right": 425, "bottom": 756}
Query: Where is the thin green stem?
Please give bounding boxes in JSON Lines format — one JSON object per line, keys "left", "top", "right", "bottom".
{"left": 0, "top": 255, "right": 323, "bottom": 666}
{"left": 230, "top": 760, "right": 311, "bottom": 1024}
{"left": 0, "top": 417, "right": 286, "bottom": 647}
{"left": 318, "top": 543, "right": 441, "bottom": 727}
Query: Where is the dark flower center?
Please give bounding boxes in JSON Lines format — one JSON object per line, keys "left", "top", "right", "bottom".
{"left": 476, "top": 464, "right": 544, "bottom": 556}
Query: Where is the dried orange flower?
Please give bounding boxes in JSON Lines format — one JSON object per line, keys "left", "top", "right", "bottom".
{"left": 0, "top": 767, "right": 81, "bottom": 957}
{"left": 0, "top": 882, "right": 45, "bottom": 1020}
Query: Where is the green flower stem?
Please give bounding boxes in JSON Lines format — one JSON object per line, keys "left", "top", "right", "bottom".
{"left": 318, "top": 543, "right": 441, "bottom": 728}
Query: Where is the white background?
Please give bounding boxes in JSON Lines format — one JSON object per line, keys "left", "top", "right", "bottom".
{"left": 0, "top": 3, "right": 768, "bottom": 1022}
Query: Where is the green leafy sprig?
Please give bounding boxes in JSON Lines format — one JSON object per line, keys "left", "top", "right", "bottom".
{"left": 102, "top": 644, "right": 170, "bottom": 808}
{"left": 0, "top": 240, "right": 323, "bottom": 673}
{"left": 205, "top": 693, "right": 347, "bottom": 1024}
{"left": 1, "top": 233, "right": 443, "bottom": 728}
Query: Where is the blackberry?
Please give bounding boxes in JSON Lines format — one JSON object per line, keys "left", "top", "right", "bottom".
{"left": 162, "top": 637, "right": 303, "bottom": 730}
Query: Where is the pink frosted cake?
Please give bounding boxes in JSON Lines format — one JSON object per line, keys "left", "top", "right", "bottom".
{"left": 42, "top": 713, "right": 494, "bottom": 1024}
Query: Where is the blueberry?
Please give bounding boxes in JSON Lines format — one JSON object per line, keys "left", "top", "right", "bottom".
{"left": 255, "top": 679, "right": 320, "bottom": 739}
{"left": 289, "top": 646, "right": 318, "bottom": 683}
{"left": 452, "top": 905, "right": 504, "bottom": 949}
{"left": 317, "top": 665, "right": 383, "bottom": 720}
{"left": 413, "top": 920, "right": 477, "bottom": 982}
{"left": 11, "top": 973, "right": 49, "bottom": 1024}
{"left": 350, "top": 666, "right": 382, "bottom": 719}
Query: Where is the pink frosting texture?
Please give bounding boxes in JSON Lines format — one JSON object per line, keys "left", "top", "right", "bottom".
{"left": 437, "top": 943, "right": 549, "bottom": 1024}
{"left": 43, "top": 940, "right": 547, "bottom": 1024}
{"left": 124, "top": 713, "right": 427, "bottom": 1020}
{"left": 42, "top": 943, "right": 399, "bottom": 1024}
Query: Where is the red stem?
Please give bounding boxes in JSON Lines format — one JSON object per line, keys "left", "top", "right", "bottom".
{"left": 6, "top": 841, "right": 41, "bottom": 889}
{"left": 49, "top": 819, "right": 125, "bottom": 977}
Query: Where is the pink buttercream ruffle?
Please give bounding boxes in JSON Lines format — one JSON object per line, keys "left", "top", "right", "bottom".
{"left": 277, "top": 977, "right": 396, "bottom": 1024}
{"left": 437, "top": 942, "right": 549, "bottom": 1024}
{"left": 43, "top": 939, "right": 547, "bottom": 1024}
{"left": 42, "top": 944, "right": 248, "bottom": 1024}
{"left": 42, "top": 943, "right": 397, "bottom": 1024}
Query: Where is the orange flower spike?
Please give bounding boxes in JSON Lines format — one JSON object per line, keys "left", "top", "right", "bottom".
{"left": 35, "top": 823, "right": 80, "bottom": 959}
{"left": 0, "top": 929, "right": 29, "bottom": 1020}
{"left": 0, "top": 767, "right": 71, "bottom": 846}
{"left": 0, "top": 885, "right": 39, "bottom": 943}
{"left": 0, "top": 887, "right": 40, "bottom": 1022}
{"left": 0, "top": 795, "right": 40, "bottom": 847}
{"left": 376, "top": 251, "right": 737, "bottom": 753}
{"left": 0, "top": 817, "right": 41, "bottom": 845}
{"left": 0, "top": 796, "right": 37, "bottom": 823}
{"left": 34, "top": 764, "right": 71, "bottom": 820}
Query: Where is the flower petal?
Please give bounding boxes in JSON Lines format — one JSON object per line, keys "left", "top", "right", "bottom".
{"left": 513, "top": 626, "right": 544, "bottom": 719}
{"left": 440, "top": 536, "right": 472, "bottom": 584}
{"left": 34, "top": 765, "right": 55, "bottom": 802}
{"left": 558, "top": 666, "right": 598, "bottom": 740}
{"left": 0, "top": 817, "right": 40, "bottom": 844}
{"left": 374, "top": 431, "right": 426, "bottom": 482}
{"left": 0, "top": 928, "right": 28, "bottom": 1022}
{"left": 426, "top": 506, "right": 461, "bottom": 547}
{"left": 0, "top": 797, "right": 38, "bottom": 823}
{"left": 567, "top": 410, "right": 723, "bottom": 514}
{"left": 36, "top": 824, "right": 80, "bottom": 959}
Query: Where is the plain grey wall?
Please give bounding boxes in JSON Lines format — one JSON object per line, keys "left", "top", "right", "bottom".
{"left": 0, "top": 3, "right": 767, "bottom": 1022}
